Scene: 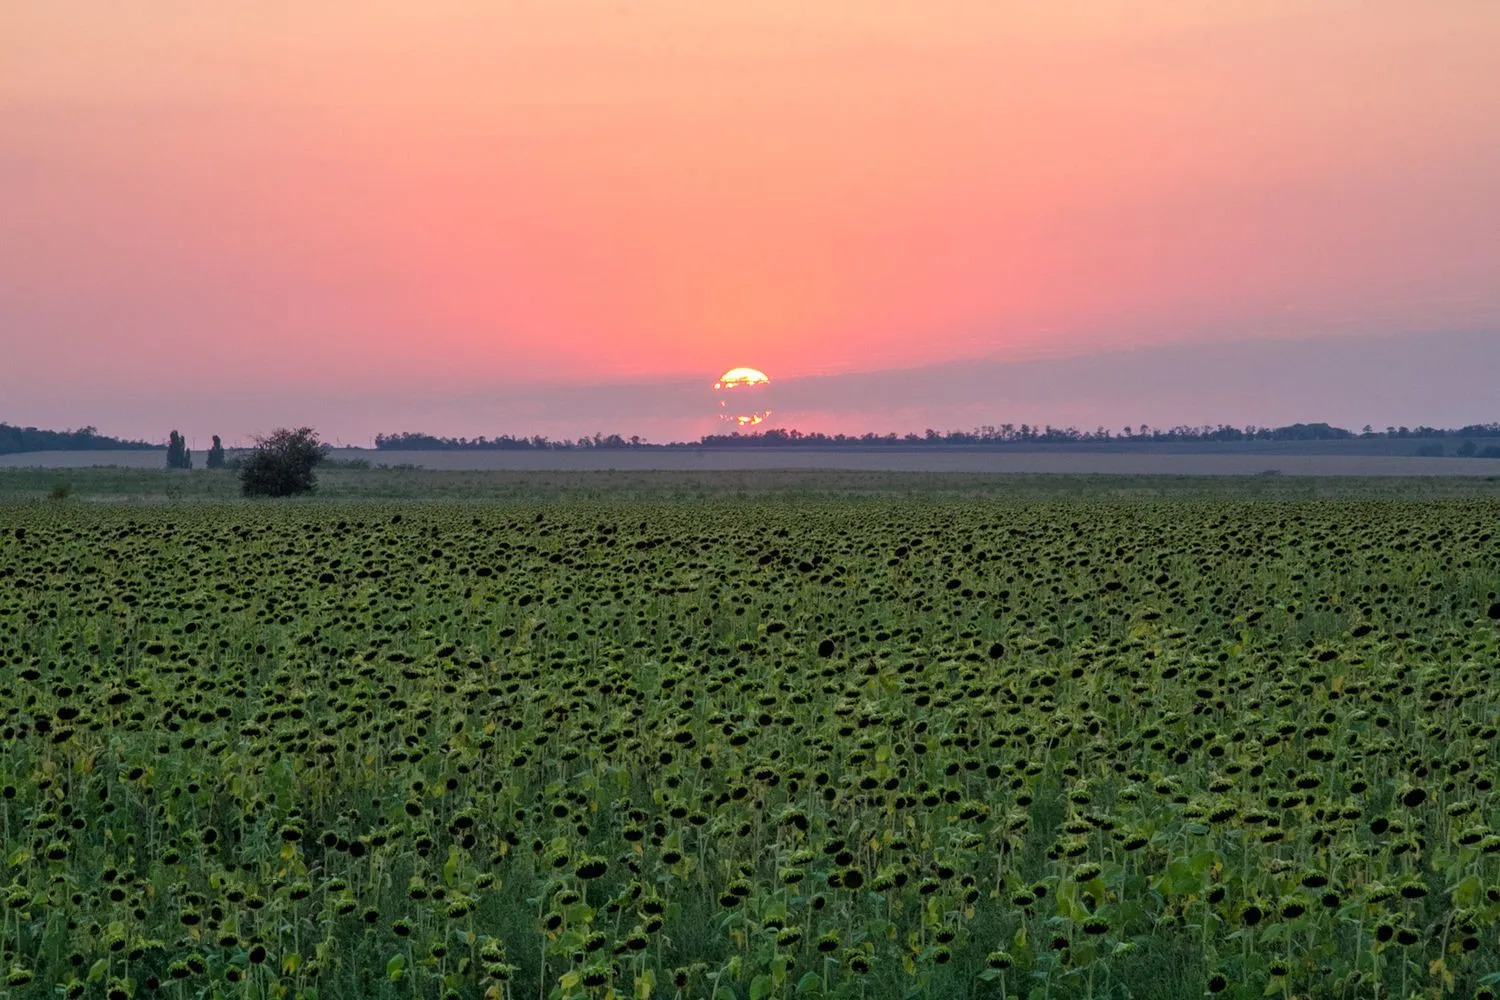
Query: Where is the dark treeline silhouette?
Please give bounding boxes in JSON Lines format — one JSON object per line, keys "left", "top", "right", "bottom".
{"left": 373, "top": 431, "right": 636, "bottom": 451}
{"left": 0, "top": 423, "right": 156, "bottom": 455}
{"left": 6, "top": 421, "right": 1499, "bottom": 455}
{"left": 375, "top": 422, "right": 1500, "bottom": 450}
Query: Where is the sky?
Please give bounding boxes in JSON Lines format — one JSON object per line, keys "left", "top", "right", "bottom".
{"left": 3, "top": 1, "right": 1498, "bottom": 444}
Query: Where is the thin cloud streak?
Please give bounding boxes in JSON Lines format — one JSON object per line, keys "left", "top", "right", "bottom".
{"left": 3, "top": 329, "right": 1493, "bottom": 447}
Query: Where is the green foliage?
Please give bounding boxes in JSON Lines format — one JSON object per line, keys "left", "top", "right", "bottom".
{"left": 239, "top": 427, "right": 329, "bottom": 497}
{"left": 205, "top": 435, "right": 227, "bottom": 470}
{"left": 0, "top": 498, "right": 1499, "bottom": 999}
{"left": 46, "top": 481, "right": 73, "bottom": 501}
{"left": 165, "top": 430, "right": 192, "bottom": 469}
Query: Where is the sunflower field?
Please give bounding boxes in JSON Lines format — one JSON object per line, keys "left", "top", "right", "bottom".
{"left": 2, "top": 498, "right": 1499, "bottom": 1000}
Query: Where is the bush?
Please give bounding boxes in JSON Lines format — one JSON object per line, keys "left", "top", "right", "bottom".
{"left": 47, "top": 482, "right": 73, "bottom": 501}
{"left": 239, "top": 427, "right": 329, "bottom": 497}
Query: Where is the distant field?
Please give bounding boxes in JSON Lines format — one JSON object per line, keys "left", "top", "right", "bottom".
{"left": 5, "top": 465, "right": 1500, "bottom": 505}
{"left": 4, "top": 446, "right": 1500, "bottom": 476}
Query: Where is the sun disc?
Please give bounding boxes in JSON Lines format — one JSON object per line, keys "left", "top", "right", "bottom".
{"left": 712, "top": 367, "right": 772, "bottom": 425}
{"left": 713, "top": 367, "right": 770, "bottom": 390}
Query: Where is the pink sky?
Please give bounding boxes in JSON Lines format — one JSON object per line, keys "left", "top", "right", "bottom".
{"left": 3, "top": 1, "right": 1498, "bottom": 442}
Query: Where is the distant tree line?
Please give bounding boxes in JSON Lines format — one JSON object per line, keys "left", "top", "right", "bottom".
{"left": 0, "top": 423, "right": 156, "bottom": 455}
{"left": 375, "top": 422, "right": 1500, "bottom": 450}
{"left": 374, "top": 431, "right": 646, "bottom": 451}
{"left": 5, "top": 420, "right": 1499, "bottom": 456}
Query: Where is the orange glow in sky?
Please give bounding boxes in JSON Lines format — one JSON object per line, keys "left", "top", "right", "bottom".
{"left": 3, "top": 1, "right": 1499, "bottom": 440}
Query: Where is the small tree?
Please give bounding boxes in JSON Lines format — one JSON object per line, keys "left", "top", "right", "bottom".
{"left": 206, "top": 435, "right": 227, "bottom": 470}
{"left": 166, "top": 430, "right": 192, "bottom": 469}
{"left": 239, "top": 427, "right": 329, "bottom": 497}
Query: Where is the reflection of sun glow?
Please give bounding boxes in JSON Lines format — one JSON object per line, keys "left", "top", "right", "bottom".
{"left": 713, "top": 367, "right": 771, "bottom": 426}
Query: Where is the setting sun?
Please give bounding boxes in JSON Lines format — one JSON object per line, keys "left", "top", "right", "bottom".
{"left": 713, "top": 367, "right": 772, "bottom": 426}
{"left": 713, "top": 367, "right": 769, "bottom": 390}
